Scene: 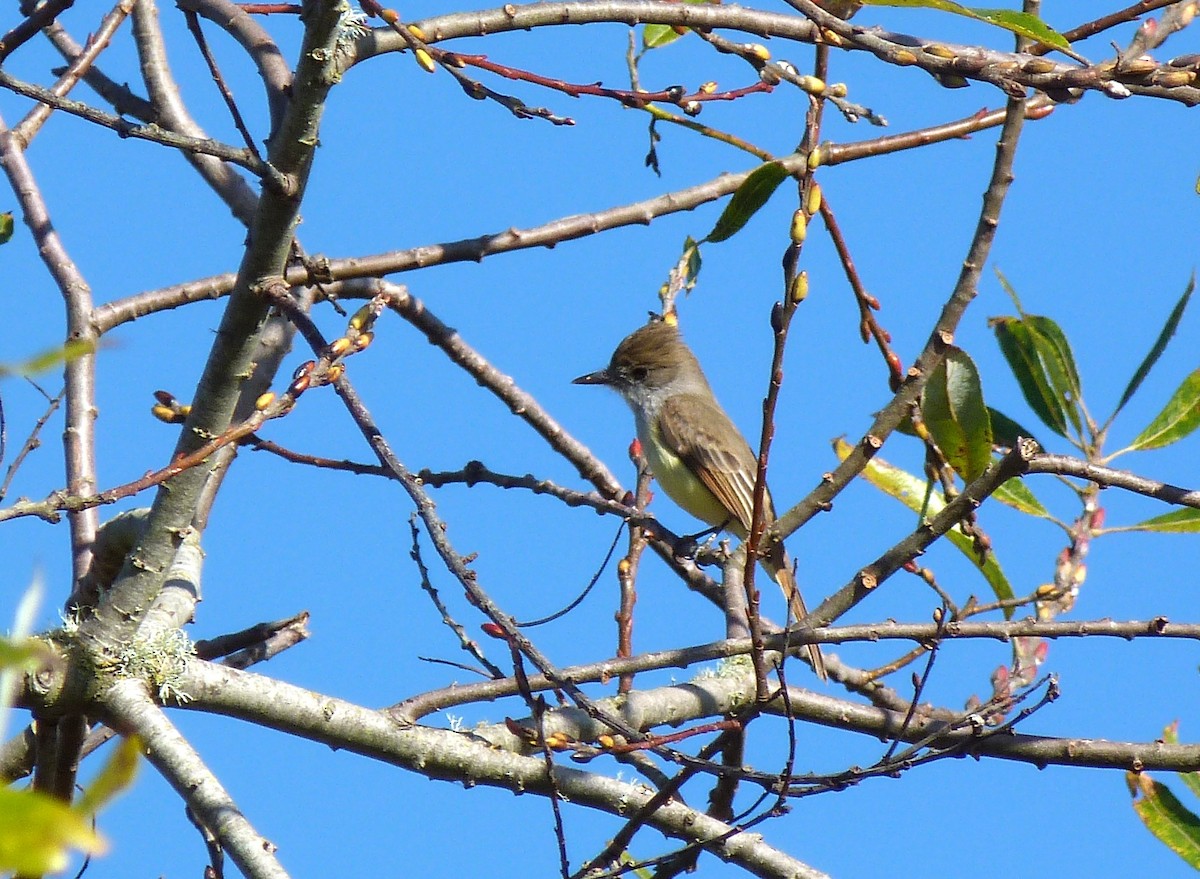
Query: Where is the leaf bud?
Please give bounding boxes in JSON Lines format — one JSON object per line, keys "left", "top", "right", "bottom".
{"left": 789, "top": 209, "right": 807, "bottom": 243}
{"left": 796, "top": 75, "right": 825, "bottom": 94}
{"left": 805, "top": 182, "right": 822, "bottom": 216}
{"left": 349, "top": 304, "right": 374, "bottom": 331}
{"left": 790, "top": 271, "right": 809, "bottom": 304}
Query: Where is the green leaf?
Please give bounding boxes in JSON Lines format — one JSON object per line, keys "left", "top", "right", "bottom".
{"left": 987, "top": 406, "right": 1038, "bottom": 449}
{"left": 1114, "top": 275, "right": 1194, "bottom": 420}
{"left": 992, "top": 317, "right": 1065, "bottom": 436}
{"left": 995, "top": 267, "right": 1025, "bottom": 313}
{"left": 1162, "top": 722, "right": 1200, "bottom": 801}
{"left": 861, "top": 0, "right": 1069, "bottom": 49}
{"left": 0, "top": 787, "right": 106, "bottom": 874}
{"left": 681, "top": 235, "right": 702, "bottom": 290}
{"left": 76, "top": 736, "right": 140, "bottom": 815}
{"left": 1025, "top": 315, "right": 1083, "bottom": 434}
{"left": 921, "top": 346, "right": 992, "bottom": 482}
{"left": 704, "top": 161, "right": 790, "bottom": 244}
{"left": 0, "top": 212, "right": 12, "bottom": 245}
{"left": 642, "top": 24, "right": 683, "bottom": 49}
{"left": 1126, "top": 367, "right": 1200, "bottom": 452}
{"left": 991, "top": 477, "right": 1051, "bottom": 518}
{"left": 0, "top": 636, "right": 51, "bottom": 672}
{"left": 1127, "top": 508, "right": 1200, "bottom": 534}
{"left": 990, "top": 314, "right": 1082, "bottom": 438}
{"left": 833, "top": 438, "right": 1016, "bottom": 613}
{"left": 1128, "top": 771, "right": 1200, "bottom": 869}
{"left": 0, "top": 339, "right": 97, "bottom": 380}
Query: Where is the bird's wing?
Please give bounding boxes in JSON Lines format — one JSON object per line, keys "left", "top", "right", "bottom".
{"left": 656, "top": 393, "right": 775, "bottom": 535}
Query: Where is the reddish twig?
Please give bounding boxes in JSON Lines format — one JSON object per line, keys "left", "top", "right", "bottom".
{"left": 818, "top": 196, "right": 905, "bottom": 392}
{"left": 0, "top": 384, "right": 63, "bottom": 502}
{"left": 182, "top": 8, "right": 263, "bottom": 158}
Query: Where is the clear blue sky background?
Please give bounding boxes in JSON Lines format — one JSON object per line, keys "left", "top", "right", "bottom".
{"left": 2, "top": 1, "right": 1200, "bottom": 876}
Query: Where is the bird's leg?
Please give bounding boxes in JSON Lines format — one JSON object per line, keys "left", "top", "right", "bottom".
{"left": 671, "top": 519, "right": 730, "bottom": 562}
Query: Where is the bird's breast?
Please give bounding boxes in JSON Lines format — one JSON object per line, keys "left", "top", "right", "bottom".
{"left": 639, "top": 419, "right": 730, "bottom": 530}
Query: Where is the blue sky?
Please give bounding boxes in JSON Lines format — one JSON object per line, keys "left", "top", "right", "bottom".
{"left": 2, "top": 1, "right": 1200, "bottom": 876}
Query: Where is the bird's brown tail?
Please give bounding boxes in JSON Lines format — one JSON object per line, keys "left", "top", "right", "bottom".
{"left": 764, "top": 545, "right": 827, "bottom": 681}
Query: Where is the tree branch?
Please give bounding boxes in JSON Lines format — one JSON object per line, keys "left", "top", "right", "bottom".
{"left": 104, "top": 680, "right": 291, "bottom": 879}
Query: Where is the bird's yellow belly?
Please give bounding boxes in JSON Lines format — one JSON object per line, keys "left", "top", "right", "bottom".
{"left": 640, "top": 426, "right": 731, "bottom": 530}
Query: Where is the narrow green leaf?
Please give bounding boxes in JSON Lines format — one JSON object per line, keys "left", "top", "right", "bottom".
{"left": 0, "top": 788, "right": 106, "bottom": 874}
{"left": 995, "top": 267, "right": 1025, "bottom": 314}
{"left": 1162, "top": 722, "right": 1200, "bottom": 802}
{"left": 1128, "top": 772, "right": 1200, "bottom": 869}
{"left": 1127, "top": 367, "right": 1200, "bottom": 451}
{"left": 987, "top": 406, "right": 1038, "bottom": 449}
{"left": 704, "top": 161, "right": 790, "bottom": 244}
{"left": 642, "top": 24, "right": 683, "bottom": 49}
{"left": 833, "top": 439, "right": 1016, "bottom": 613}
{"left": 861, "top": 0, "right": 1069, "bottom": 48}
{"left": 682, "top": 236, "right": 702, "bottom": 289}
{"left": 1025, "top": 315, "right": 1083, "bottom": 435}
{"left": 1114, "top": 275, "right": 1195, "bottom": 419}
{"left": 991, "top": 477, "right": 1051, "bottom": 518}
{"left": 1127, "top": 508, "right": 1200, "bottom": 534}
{"left": 991, "top": 316, "right": 1069, "bottom": 436}
{"left": 921, "top": 347, "right": 993, "bottom": 481}
{"left": 0, "top": 212, "right": 12, "bottom": 245}
{"left": 0, "top": 339, "right": 97, "bottom": 380}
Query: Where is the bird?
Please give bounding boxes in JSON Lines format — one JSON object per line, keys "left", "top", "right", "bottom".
{"left": 574, "top": 316, "right": 826, "bottom": 680}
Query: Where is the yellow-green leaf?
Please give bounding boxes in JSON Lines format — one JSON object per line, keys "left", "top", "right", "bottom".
{"left": 833, "top": 438, "right": 1015, "bottom": 612}
{"left": 0, "top": 787, "right": 106, "bottom": 875}
{"left": 991, "top": 477, "right": 1051, "bottom": 518}
{"left": 0, "top": 339, "right": 97, "bottom": 380}
{"left": 1127, "top": 508, "right": 1200, "bottom": 534}
{"left": 705, "top": 161, "right": 789, "bottom": 244}
{"left": 862, "top": 0, "right": 1069, "bottom": 49}
{"left": 0, "top": 636, "right": 51, "bottom": 672}
{"left": 0, "top": 212, "right": 12, "bottom": 245}
{"left": 1126, "top": 367, "right": 1200, "bottom": 452}
{"left": 642, "top": 24, "right": 684, "bottom": 49}
{"left": 1162, "top": 722, "right": 1200, "bottom": 801}
{"left": 76, "top": 735, "right": 141, "bottom": 816}
{"left": 1128, "top": 771, "right": 1200, "bottom": 869}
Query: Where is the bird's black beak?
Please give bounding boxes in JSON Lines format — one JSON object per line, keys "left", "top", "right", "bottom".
{"left": 572, "top": 368, "right": 612, "bottom": 386}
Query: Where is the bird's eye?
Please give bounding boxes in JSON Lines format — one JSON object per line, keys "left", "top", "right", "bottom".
{"left": 630, "top": 366, "right": 648, "bottom": 382}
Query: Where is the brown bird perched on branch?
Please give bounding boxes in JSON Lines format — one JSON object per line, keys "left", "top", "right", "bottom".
{"left": 575, "top": 317, "right": 826, "bottom": 680}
